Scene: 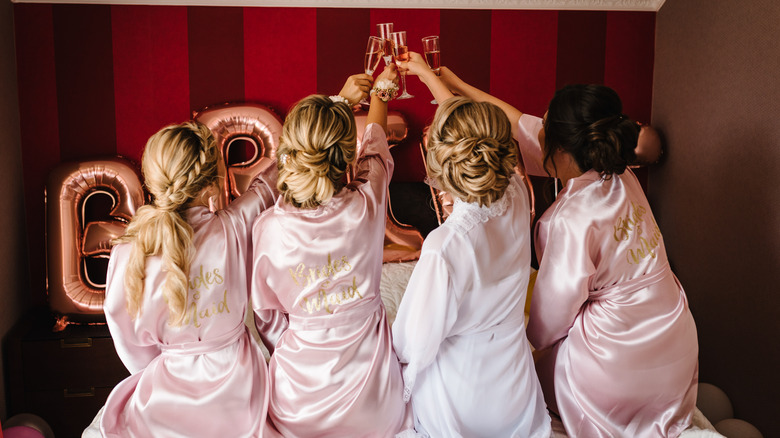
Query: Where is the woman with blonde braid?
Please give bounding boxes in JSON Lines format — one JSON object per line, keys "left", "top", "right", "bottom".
{"left": 99, "top": 121, "right": 281, "bottom": 437}
{"left": 250, "top": 65, "right": 415, "bottom": 437}
{"left": 391, "top": 91, "right": 552, "bottom": 435}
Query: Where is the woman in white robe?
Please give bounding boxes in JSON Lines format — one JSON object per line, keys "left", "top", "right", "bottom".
{"left": 392, "top": 55, "right": 552, "bottom": 438}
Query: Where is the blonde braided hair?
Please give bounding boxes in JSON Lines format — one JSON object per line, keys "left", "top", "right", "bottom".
{"left": 114, "top": 121, "right": 220, "bottom": 326}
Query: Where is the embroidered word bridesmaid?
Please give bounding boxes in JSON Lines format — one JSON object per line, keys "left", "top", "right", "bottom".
{"left": 250, "top": 66, "right": 414, "bottom": 437}
{"left": 100, "top": 121, "right": 281, "bottom": 437}
{"left": 391, "top": 53, "right": 552, "bottom": 438}
{"left": 434, "top": 67, "right": 699, "bottom": 437}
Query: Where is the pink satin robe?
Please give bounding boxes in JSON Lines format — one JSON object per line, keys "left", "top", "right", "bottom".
{"left": 251, "top": 123, "right": 412, "bottom": 437}
{"left": 392, "top": 175, "right": 552, "bottom": 438}
{"left": 101, "top": 168, "right": 281, "bottom": 438}
{"left": 519, "top": 114, "right": 699, "bottom": 437}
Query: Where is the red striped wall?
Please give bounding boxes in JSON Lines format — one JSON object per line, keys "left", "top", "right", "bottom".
{"left": 112, "top": 5, "right": 190, "bottom": 165}
{"left": 13, "top": 4, "right": 655, "bottom": 302}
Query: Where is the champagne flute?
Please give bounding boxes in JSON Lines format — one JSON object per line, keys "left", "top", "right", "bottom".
{"left": 421, "top": 35, "right": 441, "bottom": 75}
{"left": 360, "top": 36, "right": 385, "bottom": 105}
{"left": 422, "top": 35, "right": 441, "bottom": 103}
{"left": 377, "top": 23, "right": 394, "bottom": 66}
{"left": 390, "top": 31, "right": 414, "bottom": 100}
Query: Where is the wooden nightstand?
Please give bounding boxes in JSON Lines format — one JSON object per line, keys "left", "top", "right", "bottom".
{"left": 4, "top": 307, "right": 129, "bottom": 438}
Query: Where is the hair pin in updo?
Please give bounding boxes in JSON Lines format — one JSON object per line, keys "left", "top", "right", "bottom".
{"left": 280, "top": 153, "right": 289, "bottom": 165}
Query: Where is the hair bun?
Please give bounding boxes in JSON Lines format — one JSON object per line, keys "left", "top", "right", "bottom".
{"left": 426, "top": 98, "right": 518, "bottom": 207}
{"left": 582, "top": 115, "right": 638, "bottom": 176}
{"left": 545, "top": 84, "right": 641, "bottom": 178}
{"left": 276, "top": 95, "right": 357, "bottom": 209}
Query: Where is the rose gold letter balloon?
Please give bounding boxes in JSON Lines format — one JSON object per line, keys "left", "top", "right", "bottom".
{"left": 46, "top": 158, "right": 144, "bottom": 326}
{"left": 193, "top": 103, "right": 283, "bottom": 207}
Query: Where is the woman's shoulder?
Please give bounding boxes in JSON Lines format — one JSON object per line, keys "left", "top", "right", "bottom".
{"left": 542, "top": 169, "right": 647, "bottom": 228}
{"left": 109, "top": 241, "right": 132, "bottom": 262}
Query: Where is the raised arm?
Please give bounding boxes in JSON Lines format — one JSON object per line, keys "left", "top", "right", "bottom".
{"left": 366, "top": 63, "right": 398, "bottom": 131}
{"left": 402, "top": 52, "right": 454, "bottom": 104}
{"left": 437, "top": 67, "right": 525, "bottom": 139}
{"left": 337, "top": 72, "right": 373, "bottom": 107}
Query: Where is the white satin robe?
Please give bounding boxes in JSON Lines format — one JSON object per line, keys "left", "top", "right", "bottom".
{"left": 392, "top": 176, "right": 552, "bottom": 438}
{"left": 251, "top": 123, "right": 412, "bottom": 438}
{"left": 101, "top": 168, "right": 281, "bottom": 438}
{"left": 519, "top": 114, "right": 699, "bottom": 437}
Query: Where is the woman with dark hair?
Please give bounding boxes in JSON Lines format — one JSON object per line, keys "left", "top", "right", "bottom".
{"left": 410, "top": 58, "right": 699, "bottom": 437}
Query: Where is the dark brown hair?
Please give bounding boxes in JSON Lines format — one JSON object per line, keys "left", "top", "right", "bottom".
{"left": 543, "top": 84, "right": 639, "bottom": 179}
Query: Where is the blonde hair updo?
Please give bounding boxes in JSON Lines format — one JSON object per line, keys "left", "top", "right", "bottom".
{"left": 277, "top": 95, "right": 357, "bottom": 209}
{"left": 115, "top": 121, "right": 220, "bottom": 326}
{"left": 426, "top": 97, "right": 518, "bottom": 207}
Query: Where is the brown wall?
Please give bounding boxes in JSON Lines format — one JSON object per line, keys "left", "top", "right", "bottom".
{"left": 0, "top": 0, "right": 30, "bottom": 421}
{"left": 652, "top": 0, "right": 780, "bottom": 435}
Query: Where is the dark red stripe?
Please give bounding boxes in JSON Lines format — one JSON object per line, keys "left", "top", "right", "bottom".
{"left": 244, "top": 7, "right": 317, "bottom": 117}
{"left": 316, "top": 8, "right": 370, "bottom": 95}
{"left": 369, "top": 8, "right": 441, "bottom": 182}
{"left": 188, "top": 6, "right": 244, "bottom": 113}
{"left": 15, "top": 3, "right": 60, "bottom": 303}
{"left": 605, "top": 12, "right": 655, "bottom": 193}
{"left": 555, "top": 11, "right": 607, "bottom": 87}
{"left": 491, "top": 10, "right": 559, "bottom": 118}
{"left": 53, "top": 4, "right": 117, "bottom": 160}
{"left": 441, "top": 9, "right": 492, "bottom": 93}
{"left": 605, "top": 11, "right": 655, "bottom": 124}
{"left": 113, "top": 5, "right": 190, "bottom": 165}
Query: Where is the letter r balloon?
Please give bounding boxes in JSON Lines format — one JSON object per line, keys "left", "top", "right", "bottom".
{"left": 193, "top": 103, "right": 283, "bottom": 207}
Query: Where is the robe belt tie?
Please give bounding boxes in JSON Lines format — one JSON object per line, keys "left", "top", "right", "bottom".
{"left": 288, "top": 294, "right": 383, "bottom": 331}
{"left": 589, "top": 263, "right": 672, "bottom": 301}
{"left": 160, "top": 323, "right": 245, "bottom": 356}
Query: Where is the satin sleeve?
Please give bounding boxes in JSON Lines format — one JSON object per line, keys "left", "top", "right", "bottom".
{"left": 516, "top": 114, "right": 548, "bottom": 177}
{"left": 250, "top": 213, "right": 289, "bottom": 353}
{"left": 350, "top": 122, "right": 394, "bottom": 207}
{"left": 253, "top": 309, "right": 288, "bottom": 355}
{"left": 527, "top": 209, "right": 594, "bottom": 350}
{"left": 250, "top": 215, "right": 285, "bottom": 313}
{"left": 104, "top": 247, "right": 161, "bottom": 374}
{"left": 392, "top": 251, "right": 459, "bottom": 402}
{"left": 220, "top": 162, "right": 279, "bottom": 245}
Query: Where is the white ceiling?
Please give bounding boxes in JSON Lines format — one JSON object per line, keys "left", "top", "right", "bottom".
{"left": 10, "top": 0, "right": 667, "bottom": 12}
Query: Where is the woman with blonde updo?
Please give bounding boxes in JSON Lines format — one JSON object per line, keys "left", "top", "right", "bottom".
{"left": 391, "top": 57, "right": 552, "bottom": 437}
{"left": 99, "top": 121, "right": 281, "bottom": 438}
{"left": 250, "top": 65, "right": 415, "bottom": 437}
{"left": 419, "top": 61, "right": 698, "bottom": 437}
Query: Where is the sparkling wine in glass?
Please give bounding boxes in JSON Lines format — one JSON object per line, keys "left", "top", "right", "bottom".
{"left": 361, "top": 36, "right": 385, "bottom": 105}
{"left": 390, "top": 31, "right": 414, "bottom": 100}
{"left": 377, "top": 23, "right": 394, "bottom": 65}
{"left": 422, "top": 35, "right": 441, "bottom": 103}
{"left": 421, "top": 36, "right": 441, "bottom": 75}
